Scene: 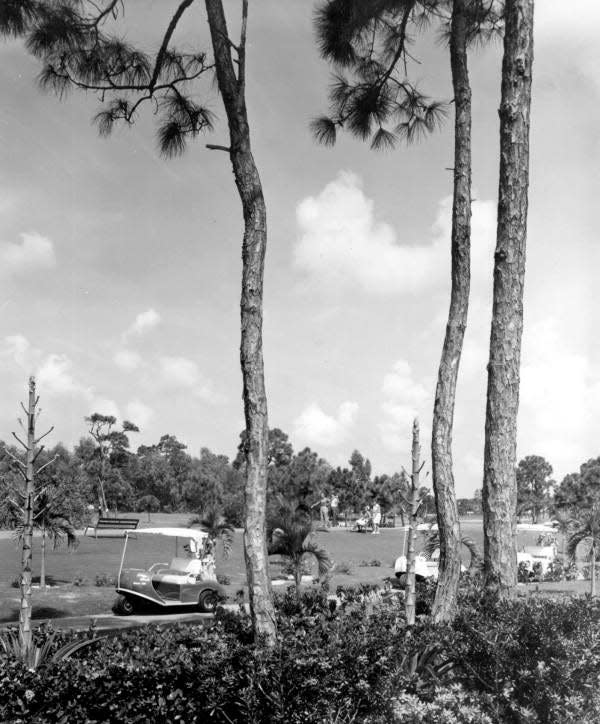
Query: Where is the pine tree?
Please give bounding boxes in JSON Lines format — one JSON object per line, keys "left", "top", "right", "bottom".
{"left": 314, "top": 0, "right": 501, "bottom": 620}
{"left": 482, "top": 0, "right": 535, "bottom": 594}
{"left": 3, "top": 0, "right": 276, "bottom": 642}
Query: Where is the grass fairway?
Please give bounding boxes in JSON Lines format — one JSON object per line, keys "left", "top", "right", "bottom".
{"left": 0, "top": 517, "right": 590, "bottom": 623}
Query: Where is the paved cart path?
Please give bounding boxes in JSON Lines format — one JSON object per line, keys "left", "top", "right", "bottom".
{"left": 0, "top": 609, "right": 222, "bottom": 634}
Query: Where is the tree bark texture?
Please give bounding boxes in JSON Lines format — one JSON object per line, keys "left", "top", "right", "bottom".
{"left": 483, "top": 0, "right": 534, "bottom": 594}
{"left": 405, "top": 419, "right": 422, "bottom": 627}
{"left": 40, "top": 526, "right": 46, "bottom": 590}
{"left": 431, "top": 0, "right": 472, "bottom": 623}
{"left": 19, "top": 376, "right": 37, "bottom": 658}
{"left": 205, "top": 0, "right": 276, "bottom": 644}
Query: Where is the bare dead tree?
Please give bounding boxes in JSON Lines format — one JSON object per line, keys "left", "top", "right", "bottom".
{"left": 2, "top": 376, "right": 57, "bottom": 658}
{"left": 402, "top": 418, "right": 426, "bottom": 626}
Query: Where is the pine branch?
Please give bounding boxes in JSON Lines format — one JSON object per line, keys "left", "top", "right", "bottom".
{"left": 11, "top": 433, "right": 29, "bottom": 451}
{"left": 35, "top": 426, "right": 54, "bottom": 445}
{"left": 36, "top": 455, "right": 59, "bottom": 476}
{"left": 1, "top": 445, "right": 26, "bottom": 470}
{"left": 149, "top": 0, "right": 197, "bottom": 90}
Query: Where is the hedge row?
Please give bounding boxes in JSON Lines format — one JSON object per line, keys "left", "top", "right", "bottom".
{"left": 1, "top": 586, "right": 600, "bottom": 723}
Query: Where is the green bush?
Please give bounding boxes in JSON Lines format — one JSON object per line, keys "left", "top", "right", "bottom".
{"left": 1, "top": 586, "right": 600, "bottom": 723}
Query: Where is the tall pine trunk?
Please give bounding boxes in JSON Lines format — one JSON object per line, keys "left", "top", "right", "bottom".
{"left": 205, "top": 0, "right": 276, "bottom": 644}
{"left": 431, "top": 0, "right": 472, "bottom": 622}
{"left": 483, "top": 0, "right": 534, "bottom": 594}
{"left": 19, "top": 376, "right": 37, "bottom": 658}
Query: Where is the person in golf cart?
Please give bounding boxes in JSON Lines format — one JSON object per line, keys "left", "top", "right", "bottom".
{"left": 114, "top": 527, "right": 224, "bottom": 615}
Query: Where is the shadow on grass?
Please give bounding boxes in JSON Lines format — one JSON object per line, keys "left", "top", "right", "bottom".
{"left": 0, "top": 605, "right": 68, "bottom": 624}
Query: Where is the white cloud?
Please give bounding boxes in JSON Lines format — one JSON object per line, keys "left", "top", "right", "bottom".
{"left": 535, "top": 2, "right": 600, "bottom": 91}
{"left": 294, "top": 173, "right": 497, "bottom": 297}
{"left": 294, "top": 401, "right": 358, "bottom": 447}
{"left": 159, "top": 356, "right": 199, "bottom": 386}
{"left": 114, "top": 348, "right": 142, "bottom": 372}
{"left": 87, "top": 397, "right": 121, "bottom": 419}
{"left": 0, "top": 232, "right": 56, "bottom": 278}
{"left": 1, "top": 335, "right": 39, "bottom": 369}
{"left": 124, "top": 308, "right": 161, "bottom": 338}
{"left": 158, "top": 356, "right": 219, "bottom": 402}
{"left": 126, "top": 400, "right": 154, "bottom": 428}
{"left": 13, "top": 342, "right": 121, "bottom": 421}
{"left": 379, "top": 360, "right": 432, "bottom": 453}
{"left": 518, "top": 318, "right": 600, "bottom": 480}
{"left": 37, "top": 354, "right": 82, "bottom": 397}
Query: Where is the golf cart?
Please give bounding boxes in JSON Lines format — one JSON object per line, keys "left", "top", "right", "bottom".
{"left": 113, "top": 527, "right": 225, "bottom": 615}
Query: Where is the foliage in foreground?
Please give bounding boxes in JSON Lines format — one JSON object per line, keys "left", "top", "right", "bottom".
{"left": 1, "top": 587, "right": 600, "bottom": 723}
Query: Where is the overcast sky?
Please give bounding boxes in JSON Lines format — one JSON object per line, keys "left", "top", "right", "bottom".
{"left": 1, "top": 1, "right": 598, "bottom": 496}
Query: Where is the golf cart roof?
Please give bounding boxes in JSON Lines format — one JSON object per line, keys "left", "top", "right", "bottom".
{"left": 126, "top": 527, "right": 209, "bottom": 540}
{"left": 516, "top": 523, "right": 556, "bottom": 533}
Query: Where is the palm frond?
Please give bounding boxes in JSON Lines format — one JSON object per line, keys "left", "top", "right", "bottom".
{"left": 567, "top": 531, "right": 590, "bottom": 560}
{"left": 423, "top": 531, "right": 480, "bottom": 568}
{"left": 567, "top": 509, "right": 600, "bottom": 560}
{"left": 301, "top": 540, "right": 332, "bottom": 578}
{"left": 188, "top": 506, "right": 234, "bottom": 558}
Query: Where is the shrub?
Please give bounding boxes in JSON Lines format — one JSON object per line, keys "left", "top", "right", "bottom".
{"left": 1, "top": 585, "right": 600, "bottom": 723}
{"left": 333, "top": 560, "right": 353, "bottom": 575}
{"left": 518, "top": 560, "right": 533, "bottom": 582}
{"left": 95, "top": 572, "right": 116, "bottom": 587}
{"left": 391, "top": 685, "right": 493, "bottom": 723}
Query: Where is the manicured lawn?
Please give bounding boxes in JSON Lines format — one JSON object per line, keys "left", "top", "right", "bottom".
{"left": 0, "top": 517, "right": 590, "bottom": 623}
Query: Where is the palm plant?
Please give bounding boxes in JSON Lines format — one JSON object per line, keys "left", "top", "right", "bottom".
{"left": 188, "top": 506, "right": 234, "bottom": 559}
{"left": 15, "top": 491, "right": 77, "bottom": 591}
{"left": 567, "top": 508, "right": 600, "bottom": 596}
{"left": 267, "top": 497, "right": 332, "bottom": 599}
{"left": 422, "top": 530, "right": 481, "bottom": 572}
{"left": 552, "top": 508, "right": 578, "bottom": 562}
{"left": 0, "top": 628, "right": 103, "bottom": 670}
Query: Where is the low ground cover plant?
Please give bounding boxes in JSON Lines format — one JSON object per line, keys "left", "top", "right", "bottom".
{"left": 1, "top": 584, "right": 599, "bottom": 722}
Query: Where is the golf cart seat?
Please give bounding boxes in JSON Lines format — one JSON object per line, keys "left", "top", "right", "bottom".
{"left": 168, "top": 557, "right": 203, "bottom": 575}
{"left": 153, "top": 557, "right": 202, "bottom": 583}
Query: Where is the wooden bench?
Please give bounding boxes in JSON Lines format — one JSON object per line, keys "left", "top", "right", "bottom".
{"left": 84, "top": 517, "right": 139, "bottom": 538}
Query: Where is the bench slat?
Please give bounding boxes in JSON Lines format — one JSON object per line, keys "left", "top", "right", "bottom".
{"left": 84, "top": 517, "right": 139, "bottom": 538}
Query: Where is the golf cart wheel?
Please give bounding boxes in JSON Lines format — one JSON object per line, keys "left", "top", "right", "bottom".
{"left": 113, "top": 594, "right": 135, "bottom": 616}
{"left": 197, "top": 589, "right": 218, "bottom": 613}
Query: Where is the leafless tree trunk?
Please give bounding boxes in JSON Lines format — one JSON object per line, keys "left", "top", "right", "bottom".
{"left": 483, "top": 0, "right": 534, "bottom": 594}
{"left": 19, "top": 377, "right": 37, "bottom": 658}
{"left": 205, "top": 0, "right": 276, "bottom": 644}
{"left": 405, "top": 419, "right": 424, "bottom": 626}
{"left": 431, "top": 0, "right": 472, "bottom": 623}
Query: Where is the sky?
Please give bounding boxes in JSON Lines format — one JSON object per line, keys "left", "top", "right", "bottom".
{"left": 0, "top": 1, "right": 599, "bottom": 497}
